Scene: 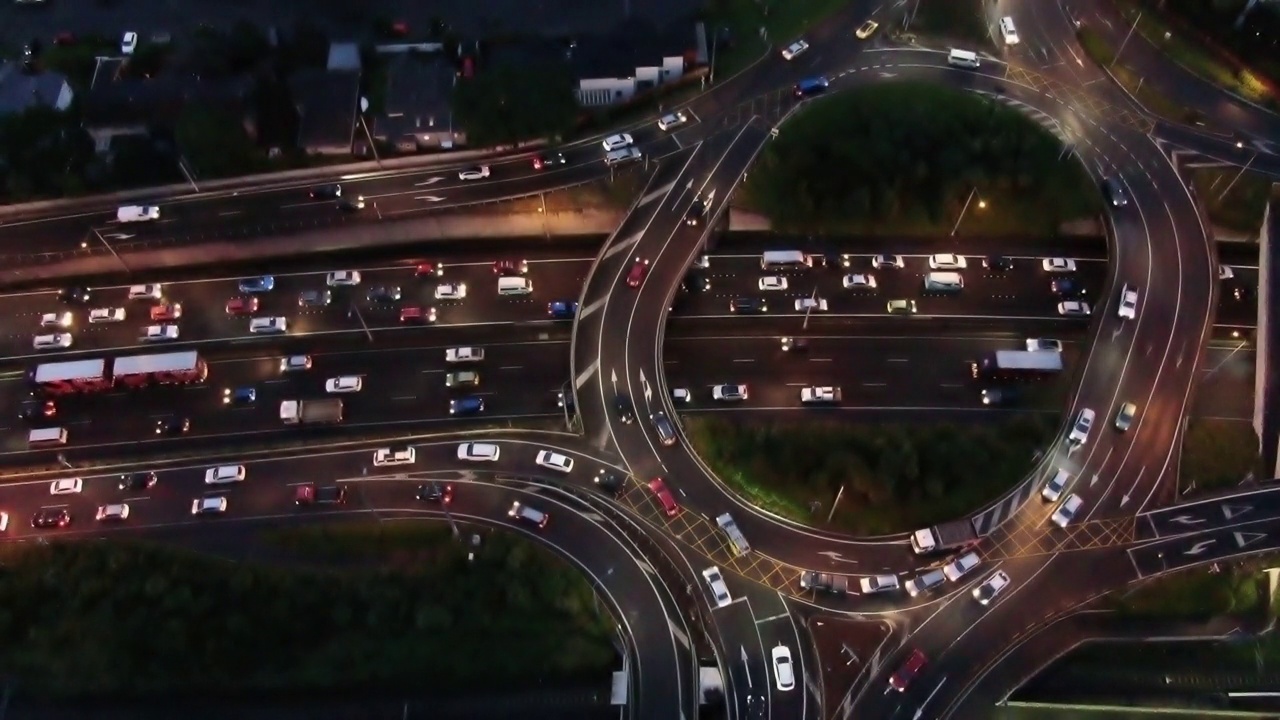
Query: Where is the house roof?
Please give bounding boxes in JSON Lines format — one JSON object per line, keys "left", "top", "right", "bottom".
{"left": 373, "top": 54, "right": 456, "bottom": 140}
{"left": 566, "top": 19, "right": 692, "bottom": 80}
{"left": 82, "top": 73, "right": 251, "bottom": 129}
{"left": 0, "top": 63, "right": 69, "bottom": 115}
{"left": 327, "top": 42, "right": 362, "bottom": 71}
{"left": 290, "top": 68, "right": 360, "bottom": 151}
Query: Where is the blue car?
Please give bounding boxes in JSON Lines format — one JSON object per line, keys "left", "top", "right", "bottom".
{"left": 239, "top": 276, "right": 275, "bottom": 293}
{"left": 548, "top": 301, "right": 579, "bottom": 319}
{"left": 222, "top": 386, "right": 257, "bottom": 405}
{"left": 449, "top": 396, "right": 485, "bottom": 415}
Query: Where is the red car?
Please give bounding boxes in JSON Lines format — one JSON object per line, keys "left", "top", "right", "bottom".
{"left": 150, "top": 303, "right": 182, "bottom": 321}
{"left": 647, "top": 477, "right": 679, "bottom": 517}
{"left": 225, "top": 296, "right": 258, "bottom": 316}
{"left": 889, "top": 650, "right": 928, "bottom": 692}
{"left": 532, "top": 152, "right": 566, "bottom": 170}
{"left": 626, "top": 258, "right": 650, "bottom": 288}
{"left": 400, "top": 306, "right": 437, "bottom": 323}
{"left": 53, "top": 32, "right": 77, "bottom": 46}
{"left": 492, "top": 259, "right": 528, "bottom": 276}
{"left": 415, "top": 262, "right": 443, "bottom": 277}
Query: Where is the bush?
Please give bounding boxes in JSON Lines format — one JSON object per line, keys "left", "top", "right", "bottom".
{"left": 1181, "top": 419, "right": 1262, "bottom": 493}
{"left": 453, "top": 62, "right": 578, "bottom": 146}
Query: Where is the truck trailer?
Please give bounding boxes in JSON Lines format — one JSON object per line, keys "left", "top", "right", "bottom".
{"left": 279, "top": 399, "right": 344, "bottom": 425}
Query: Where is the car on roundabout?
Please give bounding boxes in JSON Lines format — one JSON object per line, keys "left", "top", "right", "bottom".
{"left": 781, "top": 39, "right": 809, "bottom": 60}
{"left": 657, "top": 111, "right": 688, "bottom": 131}
{"left": 855, "top": 20, "right": 879, "bottom": 39}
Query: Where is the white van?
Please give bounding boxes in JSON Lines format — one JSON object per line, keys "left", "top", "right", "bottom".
{"left": 498, "top": 277, "right": 533, "bottom": 296}
{"left": 947, "top": 49, "right": 980, "bottom": 68}
{"left": 128, "top": 284, "right": 163, "bottom": 300}
{"left": 28, "top": 426, "right": 68, "bottom": 447}
{"left": 924, "top": 272, "right": 964, "bottom": 292}
{"left": 117, "top": 205, "right": 160, "bottom": 222}
{"left": 33, "top": 333, "right": 73, "bottom": 350}
{"left": 249, "top": 316, "right": 288, "bottom": 334}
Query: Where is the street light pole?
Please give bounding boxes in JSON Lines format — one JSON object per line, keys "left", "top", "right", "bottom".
{"left": 951, "top": 187, "right": 979, "bottom": 236}
{"left": 802, "top": 286, "right": 816, "bottom": 330}
{"left": 92, "top": 229, "right": 129, "bottom": 273}
{"left": 1217, "top": 153, "right": 1257, "bottom": 203}
{"left": 349, "top": 303, "right": 373, "bottom": 342}
{"left": 1113, "top": 12, "right": 1142, "bottom": 67}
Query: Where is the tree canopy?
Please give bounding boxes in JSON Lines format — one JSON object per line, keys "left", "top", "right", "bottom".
{"left": 452, "top": 62, "right": 578, "bottom": 146}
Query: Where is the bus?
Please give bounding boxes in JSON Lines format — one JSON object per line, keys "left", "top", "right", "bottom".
{"left": 31, "top": 358, "right": 112, "bottom": 396}
{"left": 970, "top": 350, "right": 1063, "bottom": 381}
{"left": 761, "top": 250, "right": 812, "bottom": 270}
{"left": 113, "top": 351, "right": 208, "bottom": 388}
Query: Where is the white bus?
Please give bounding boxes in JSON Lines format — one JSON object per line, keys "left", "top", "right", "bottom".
{"left": 761, "top": 250, "right": 811, "bottom": 270}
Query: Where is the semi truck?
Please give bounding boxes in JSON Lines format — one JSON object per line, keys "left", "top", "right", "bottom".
{"left": 910, "top": 517, "right": 980, "bottom": 554}
{"left": 279, "top": 399, "right": 344, "bottom": 425}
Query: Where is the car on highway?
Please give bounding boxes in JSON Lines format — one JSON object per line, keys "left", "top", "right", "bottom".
{"left": 843, "top": 273, "right": 876, "bottom": 289}
{"left": 800, "top": 571, "right": 849, "bottom": 595}
{"left": 416, "top": 482, "right": 454, "bottom": 505}
{"left": 191, "top": 496, "right": 227, "bottom": 515}
{"left": 548, "top": 300, "right": 578, "bottom": 319}
{"left": 532, "top": 152, "right": 566, "bottom": 170}
{"left": 58, "top": 286, "right": 91, "bottom": 305}
{"left": 758, "top": 276, "right": 788, "bottom": 291}
{"left": 889, "top": 650, "right": 928, "bottom": 692}
{"left": 1118, "top": 284, "right": 1140, "bottom": 319}
{"left": 457, "top": 442, "right": 500, "bottom": 462}
{"left": 626, "top": 258, "right": 650, "bottom": 288}
{"left": 310, "top": 184, "right": 342, "bottom": 199}
{"left": 222, "top": 387, "right": 256, "bottom": 405}
{"left": 327, "top": 270, "right": 361, "bottom": 287}
{"left": 19, "top": 399, "right": 57, "bottom": 423}
{"left": 88, "top": 307, "right": 125, "bottom": 323}
{"left": 225, "top": 296, "right": 259, "bottom": 315}
{"left": 150, "top": 303, "right": 182, "bottom": 321}
{"left": 670, "top": 388, "right": 692, "bottom": 403}
{"left": 449, "top": 395, "right": 485, "bottom": 415}
{"left": 601, "top": 133, "right": 634, "bottom": 151}
{"left": 50, "top": 477, "right": 83, "bottom": 495}
{"left": 999, "top": 16, "right": 1020, "bottom": 44}
{"left": 942, "top": 551, "right": 981, "bottom": 581}
{"left": 984, "top": 255, "right": 1013, "bottom": 271}
{"left": 1041, "top": 258, "right": 1076, "bottom": 273}
{"left": 445, "top": 370, "right": 479, "bottom": 388}
{"left": 399, "top": 306, "right": 436, "bottom": 323}
{"left": 594, "top": 470, "right": 623, "bottom": 495}
{"left": 681, "top": 272, "right": 710, "bottom": 293}
{"left": 730, "top": 297, "right": 767, "bottom": 314}
{"left": 239, "top": 276, "right": 275, "bottom": 293}
{"left": 298, "top": 289, "right": 331, "bottom": 307}
{"left": 434, "top": 282, "right": 467, "bottom": 300}
{"left": 886, "top": 299, "right": 917, "bottom": 315}
{"left": 973, "top": 570, "right": 1011, "bottom": 605}
{"left": 280, "top": 354, "right": 312, "bottom": 373}
{"left": 367, "top": 286, "right": 402, "bottom": 303}
{"left": 771, "top": 646, "right": 795, "bottom": 691}
{"left": 141, "top": 324, "right": 179, "bottom": 342}
{"left": 492, "top": 259, "right": 529, "bottom": 276}
{"left": 651, "top": 412, "right": 678, "bottom": 445}
{"left": 647, "top": 477, "right": 679, "bottom": 515}
{"left": 1057, "top": 301, "right": 1091, "bottom": 316}
{"left": 121, "top": 31, "right": 138, "bottom": 54}
{"left": 859, "top": 574, "right": 900, "bottom": 594}
{"left": 1102, "top": 176, "right": 1128, "bottom": 207}
{"left": 1051, "top": 277, "right": 1087, "bottom": 298}
{"left": 415, "top": 262, "right": 444, "bottom": 277}
{"left": 1042, "top": 469, "right": 1070, "bottom": 502}
{"left": 1067, "top": 408, "right": 1095, "bottom": 444}
{"left": 980, "top": 386, "right": 1019, "bottom": 406}
{"left": 446, "top": 347, "right": 484, "bottom": 363}
{"left": 1052, "top": 494, "right": 1084, "bottom": 528}
{"left": 685, "top": 196, "right": 708, "bottom": 225}
{"left": 326, "top": 376, "right": 363, "bottom": 393}
{"left": 657, "top": 111, "right": 688, "bottom": 131}
{"left": 801, "top": 386, "right": 841, "bottom": 404}
{"left": 458, "top": 165, "right": 490, "bottom": 181}
{"left": 119, "top": 472, "right": 157, "bottom": 491}
{"left": 855, "top": 20, "right": 880, "bottom": 38}
{"left": 40, "top": 311, "right": 72, "bottom": 328}
{"left": 295, "top": 484, "right": 347, "bottom": 506}
{"left": 712, "top": 384, "right": 748, "bottom": 402}
{"left": 337, "top": 196, "right": 365, "bottom": 212}
{"left": 928, "top": 253, "right": 967, "bottom": 270}
{"left": 1027, "top": 338, "right": 1063, "bottom": 352}
{"left": 613, "top": 394, "right": 635, "bottom": 423}
{"left": 535, "top": 450, "right": 574, "bottom": 473}
{"left": 508, "top": 501, "right": 549, "bottom": 528}
{"left": 781, "top": 39, "right": 809, "bottom": 60}
{"left": 557, "top": 390, "right": 575, "bottom": 412}
{"left": 1115, "top": 401, "right": 1139, "bottom": 431}
{"left": 702, "top": 566, "right": 733, "bottom": 606}
{"left": 371, "top": 446, "right": 416, "bottom": 467}
{"left": 32, "top": 508, "right": 71, "bottom": 528}
{"left": 794, "top": 297, "right": 828, "bottom": 312}
{"left": 155, "top": 416, "right": 191, "bottom": 435}
{"left": 33, "top": 333, "right": 73, "bottom": 350}
{"left": 204, "top": 465, "right": 246, "bottom": 485}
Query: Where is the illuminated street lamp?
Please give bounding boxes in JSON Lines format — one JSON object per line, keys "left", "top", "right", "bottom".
{"left": 950, "top": 188, "right": 987, "bottom": 236}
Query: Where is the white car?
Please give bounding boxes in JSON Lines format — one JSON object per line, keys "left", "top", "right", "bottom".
{"left": 794, "top": 297, "right": 828, "bottom": 312}
{"left": 326, "top": 376, "right": 363, "bottom": 393}
{"left": 192, "top": 496, "right": 228, "bottom": 515}
{"left": 373, "top": 447, "right": 416, "bottom": 466}
{"left": 204, "top": 465, "right": 246, "bottom": 485}
{"left": 535, "top": 450, "right": 574, "bottom": 473}
{"left": 1052, "top": 494, "right": 1084, "bottom": 528}
{"left": 702, "top": 566, "right": 733, "bottom": 607}
{"left": 89, "top": 307, "right": 126, "bottom": 323}
{"left": 1219, "top": 265, "right": 1235, "bottom": 280}
{"left": 326, "top": 270, "right": 361, "bottom": 286}
{"left": 1058, "top": 301, "right": 1091, "bottom": 317}
{"left": 33, "top": 332, "right": 73, "bottom": 350}
{"left": 1067, "top": 408, "right": 1095, "bottom": 444}
{"left": 942, "top": 551, "right": 981, "bottom": 581}
{"left": 458, "top": 165, "right": 491, "bottom": 181}
{"left": 457, "top": 442, "right": 501, "bottom": 462}
{"left": 859, "top": 574, "right": 900, "bottom": 594}
{"left": 1118, "top": 284, "right": 1140, "bottom": 319}
{"left": 800, "top": 386, "right": 841, "bottom": 404}
{"left": 843, "top": 274, "right": 877, "bottom": 289}
{"left": 1042, "top": 257, "right": 1077, "bottom": 273}
{"left": 712, "top": 384, "right": 748, "bottom": 402}
{"left": 140, "top": 324, "right": 179, "bottom": 342}
{"left": 973, "top": 570, "right": 1011, "bottom": 605}
{"left": 928, "top": 253, "right": 967, "bottom": 270}
{"left": 772, "top": 645, "right": 796, "bottom": 691}
{"left": 40, "top": 311, "right": 72, "bottom": 328}
{"left": 434, "top": 283, "right": 467, "bottom": 300}
{"left": 759, "top": 276, "right": 788, "bottom": 291}
{"left": 96, "top": 503, "right": 130, "bottom": 521}
{"left": 671, "top": 388, "right": 692, "bottom": 403}
{"left": 999, "top": 16, "right": 1020, "bottom": 45}
{"left": 446, "top": 347, "right": 484, "bottom": 363}
{"left": 1026, "top": 338, "right": 1063, "bottom": 352}
{"left": 657, "top": 111, "right": 688, "bottom": 131}
{"left": 127, "top": 283, "right": 163, "bottom": 300}
{"left": 121, "top": 31, "right": 138, "bottom": 55}
{"left": 50, "top": 477, "right": 83, "bottom": 495}
{"left": 602, "top": 133, "right": 634, "bottom": 151}
{"left": 781, "top": 39, "right": 810, "bottom": 60}
{"left": 872, "top": 254, "right": 905, "bottom": 270}
{"left": 1042, "top": 469, "right": 1070, "bottom": 503}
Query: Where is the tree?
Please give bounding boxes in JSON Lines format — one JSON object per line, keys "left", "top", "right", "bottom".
{"left": 452, "top": 62, "right": 577, "bottom": 146}
{"left": 175, "top": 103, "right": 266, "bottom": 179}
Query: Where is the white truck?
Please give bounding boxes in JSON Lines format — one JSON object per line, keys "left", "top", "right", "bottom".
{"left": 280, "top": 399, "right": 344, "bottom": 425}
{"left": 117, "top": 205, "right": 160, "bottom": 222}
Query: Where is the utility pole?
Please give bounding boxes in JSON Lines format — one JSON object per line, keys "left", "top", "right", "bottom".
{"left": 1113, "top": 12, "right": 1142, "bottom": 67}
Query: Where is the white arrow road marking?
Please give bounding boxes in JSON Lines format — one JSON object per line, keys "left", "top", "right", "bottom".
{"left": 1234, "top": 531, "right": 1267, "bottom": 548}
{"left": 1168, "top": 514, "right": 1206, "bottom": 526}
{"left": 415, "top": 195, "right": 447, "bottom": 202}
{"left": 413, "top": 177, "right": 445, "bottom": 185}
{"left": 103, "top": 232, "right": 135, "bottom": 239}
{"left": 610, "top": 368, "right": 618, "bottom": 390}
{"left": 1184, "top": 539, "right": 1216, "bottom": 556}
{"left": 639, "top": 369, "right": 652, "bottom": 403}
{"left": 1223, "top": 503, "right": 1252, "bottom": 520}
{"left": 741, "top": 645, "right": 753, "bottom": 689}
{"left": 1090, "top": 473, "right": 1100, "bottom": 487}
{"left": 1120, "top": 467, "right": 1146, "bottom": 507}
{"left": 818, "top": 550, "right": 858, "bottom": 564}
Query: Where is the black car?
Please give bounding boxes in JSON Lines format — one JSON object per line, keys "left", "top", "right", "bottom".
{"left": 367, "top": 286, "right": 402, "bottom": 303}
{"left": 31, "top": 508, "right": 70, "bottom": 529}
{"left": 730, "top": 297, "right": 767, "bottom": 314}
{"left": 58, "top": 286, "right": 91, "bottom": 304}
{"left": 614, "top": 394, "right": 635, "bottom": 424}
{"left": 533, "top": 152, "right": 567, "bottom": 170}
{"left": 310, "top": 184, "right": 342, "bottom": 199}
{"left": 155, "top": 417, "right": 191, "bottom": 436}
{"left": 1051, "top": 277, "right": 1087, "bottom": 298}
{"left": 557, "top": 390, "right": 576, "bottom": 414}
{"left": 980, "top": 387, "right": 1020, "bottom": 406}
{"left": 594, "top": 471, "right": 623, "bottom": 495}
{"left": 416, "top": 482, "right": 454, "bottom": 505}
{"left": 1102, "top": 177, "right": 1128, "bottom": 207}
{"left": 682, "top": 272, "right": 710, "bottom": 293}
{"left": 983, "top": 255, "right": 1013, "bottom": 271}
{"left": 19, "top": 399, "right": 56, "bottom": 423}
{"left": 337, "top": 196, "right": 365, "bottom": 212}
{"left": 21, "top": 39, "right": 40, "bottom": 72}
{"left": 119, "top": 472, "right": 158, "bottom": 492}
{"left": 1231, "top": 283, "right": 1253, "bottom": 302}
{"left": 685, "top": 196, "right": 707, "bottom": 226}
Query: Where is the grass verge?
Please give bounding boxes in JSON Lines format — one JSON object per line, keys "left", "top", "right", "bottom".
{"left": 703, "top": 0, "right": 854, "bottom": 79}
{"left": 1180, "top": 418, "right": 1263, "bottom": 494}
{"left": 681, "top": 414, "right": 1055, "bottom": 534}
{"left": 1112, "top": 562, "right": 1267, "bottom": 620}
{"left": 1189, "top": 167, "right": 1273, "bottom": 236}
{"left": 906, "top": 0, "right": 994, "bottom": 50}
{"left": 503, "top": 172, "right": 648, "bottom": 213}
{"left": 0, "top": 533, "right": 615, "bottom": 699}
{"left": 1076, "top": 26, "right": 1190, "bottom": 120}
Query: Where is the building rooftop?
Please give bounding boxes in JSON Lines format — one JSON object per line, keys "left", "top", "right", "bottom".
{"left": 374, "top": 54, "right": 456, "bottom": 140}
{"left": 327, "top": 42, "right": 362, "bottom": 72}
{"left": 82, "top": 73, "right": 251, "bottom": 129}
{"left": 0, "top": 63, "right": 70, "bottom": 115}
{"left": 290, "top": 68, "right": 360, "bottom": 152}
{"left": 566, "top": 18, "right": 693, "bottom": 79}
